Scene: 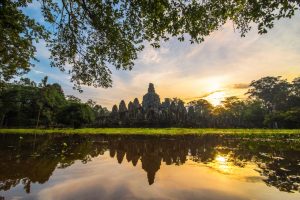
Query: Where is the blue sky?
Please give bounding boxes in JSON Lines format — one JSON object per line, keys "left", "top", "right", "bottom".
{"left": 24, "top": 1, "right": 300, "bottom": 109}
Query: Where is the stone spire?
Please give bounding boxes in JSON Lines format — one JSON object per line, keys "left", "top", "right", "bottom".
{"left": 148, "top": 83, "right": 155, "bottom": 93}
{"left": 142, "top": 83, "right": 160, "bottom": 111}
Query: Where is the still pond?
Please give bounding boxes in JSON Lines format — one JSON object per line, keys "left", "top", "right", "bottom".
{"left": 0, "top": 134, "right": 299, "bottom": 200}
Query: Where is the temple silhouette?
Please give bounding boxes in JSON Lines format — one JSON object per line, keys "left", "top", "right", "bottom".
{"left": 107, "top": 83, "right": 188, "bottom": 127}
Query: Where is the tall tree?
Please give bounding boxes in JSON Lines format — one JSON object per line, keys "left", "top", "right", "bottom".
{"left": 189, "top": 99, "right": 213, "bottom": 127}
{"left": 290, "top": 77, "right": 300, "bottom": 108}
{"left": 247, "top": 76, "right": 291, "bottom": 112}
{"left": 221, "top": 96, "right": 245, "bottom": 128}
{"left": 39, "top": 83, "right": 66, "bottom": 127}
{"left": 187, "top": 106, "right": 195, "bottom": 127}
{"left": 36, "top": 76, "right": 49, "bottom": 128}
{"left": 292, "top": 77, "right": 300, "bottom": 96}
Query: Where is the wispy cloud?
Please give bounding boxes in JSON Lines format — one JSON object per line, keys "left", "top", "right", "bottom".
{"left": 231, "top": 83, "right": 249, "bottom": 89}
{"left": 182, "top": 90, "right": 224, "bottom": 101}
{"left": 32, "top": 69, "right": 46, "bottom": 75}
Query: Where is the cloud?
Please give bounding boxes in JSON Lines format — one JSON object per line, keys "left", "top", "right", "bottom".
{"left": 182, "top": 90, "right": 224, "bottom": 101}
{"left": 32, "top": 69, "right": 46, "bottom": 75}
{"left": 138, "top": 45, "right": 170, "bottom": 65}
{"left": 231, "top": 83, "right": 249, "bottom": 89}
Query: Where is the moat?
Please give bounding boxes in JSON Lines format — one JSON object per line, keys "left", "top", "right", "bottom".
{"left": 0, "top": 134, "right": 300, "bottom": 199}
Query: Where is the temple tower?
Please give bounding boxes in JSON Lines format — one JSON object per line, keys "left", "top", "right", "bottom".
{"left": 142, "top": 83, "right": 160, "bottom": 112}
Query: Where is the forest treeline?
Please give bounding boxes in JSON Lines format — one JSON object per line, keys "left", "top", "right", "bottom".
{"left": 0, "top": 76, "right": 299, "bottom": 128}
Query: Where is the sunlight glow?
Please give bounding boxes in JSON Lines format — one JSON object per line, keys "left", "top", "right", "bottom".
{"left": 212, "top": 154, "right": 232, "bottom": 173}
{"left": 207, "top": 82, "right": 221, "bottom": 92}
{"left": 215, "top": 155, "right": 227, "bottom": 163}
{"left": 205, "top": 91, "right": 226, "bottom": 106}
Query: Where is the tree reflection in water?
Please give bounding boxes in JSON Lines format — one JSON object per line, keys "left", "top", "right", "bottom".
{"left": 0, "top": 134, "right": 299, "bottom": 193}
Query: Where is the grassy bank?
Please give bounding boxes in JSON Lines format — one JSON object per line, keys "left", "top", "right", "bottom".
{"left": 0, "top": 128, "right": 299, "bottom": 136}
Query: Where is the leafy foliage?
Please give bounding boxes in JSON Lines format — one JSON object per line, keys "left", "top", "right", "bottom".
{"left": 0, "top": 76, "right": 99, "bottom": 128}
{"left": 57, "top": 103, "right": 95, "bottom": 128}
{"left": 0, "top": 0, "right": 49, "bottom": 81}
{"left": 1, "top": 0, "right": 299, "bottom": 88}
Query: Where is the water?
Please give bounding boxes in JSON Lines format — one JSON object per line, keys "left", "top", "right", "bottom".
{"left": 0, "top": 134, "right": 299, "bottom": 200}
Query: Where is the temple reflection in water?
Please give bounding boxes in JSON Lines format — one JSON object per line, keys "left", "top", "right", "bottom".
{"left": 0, "top": 134, "right": 299, "bottom": 194}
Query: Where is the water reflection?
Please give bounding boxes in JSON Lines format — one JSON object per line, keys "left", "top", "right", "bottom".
{"left": 0, "top": 134, "right": 299, "bottom": 197}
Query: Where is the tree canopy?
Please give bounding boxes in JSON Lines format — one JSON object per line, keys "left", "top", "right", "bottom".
{"left": 1, "top": 0, "right": 299, "bottom": 88}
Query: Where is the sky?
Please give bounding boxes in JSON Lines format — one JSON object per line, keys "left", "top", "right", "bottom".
{"left": 24, "top": 2, "right": 300, "bottom": 109}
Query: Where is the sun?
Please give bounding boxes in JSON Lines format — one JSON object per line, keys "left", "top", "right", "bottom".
{"left": 202, "top": 78, "right": 227, "bottom": 106}
{"left": 205, "top": 91, "right": 226, "bottom": 106}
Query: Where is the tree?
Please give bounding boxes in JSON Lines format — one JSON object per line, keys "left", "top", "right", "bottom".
{"left": 243, "top": 100, "right": 266, "bottom": 128}
{"left": 66, "top": 95, "right": 81, "bottom": 103}
{"left": 169, "top": 101, "right": 177, "bottom": 123}
{"left": 0, "top": 0, "right": 49, "bottom": 82}
{"left": 36, "top": 76, "right": 49, "bottom": 128}
{"left": 222, "top": 96, "right": 245, "bottom": 127}
{"left": 282, "top": 108, "right": 300, "bottom": 128}
{"left": 212, "top": 105, "right": 227, "bottom": 128}
{"left": 57, "top": 103, "right": 95, "bottom": 128}
{"left": 0, "top": 83, "right": 22, "bottom": 127}
{"left": 187, "top": 106, "right": 195, "bottom": 127}
{"left": 17, "top": 77, "right": 37, "bottom": 87}
{"left": 86, "top": 99, "right": 97, "bottom": 108}
{"left": 247, "top": 76, "right": 291, "bottom": 112}
{"left": 39, "top": 83, "right": 66, "bottom": 127}
{"left": 34, "top": 76, "right": 66, "bottom": 127}
{"left": 173, "top": 98, "right": 187, "bottom": 124}
{"left": 2, "top": 0, "right": 299, "bottom": 88}
{"left": 289, "top": 77, "right": 300, "bottom": 108}
{"left": 292, "top": 77, "right": 300, "bottom": 97}
{"left": 189, "top": 99, "right": 213, "bottom": 127}
{"left": 92, "top": 104, "right": 110, "bottom": 127}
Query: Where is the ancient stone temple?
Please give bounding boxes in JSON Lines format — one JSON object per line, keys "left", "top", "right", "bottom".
{"left": 142, "top": 83, "right": 160, "bottom": 112}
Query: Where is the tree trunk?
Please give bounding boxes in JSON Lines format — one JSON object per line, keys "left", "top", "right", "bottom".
{"left": 36, "top": 108, "right": 41, "bottom": 128}
{"left": 0, "top": 113, "right": 5, "bottom": 128}
{"left": 274, "top": 121, "right": 278, "bottom": 129}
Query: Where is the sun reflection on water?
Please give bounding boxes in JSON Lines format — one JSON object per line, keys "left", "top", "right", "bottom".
{"left": 209, "top": 154, "right": 233, "bottom": 174}
{"left": 215, "top": 155, "right": 227, "bottom": 163}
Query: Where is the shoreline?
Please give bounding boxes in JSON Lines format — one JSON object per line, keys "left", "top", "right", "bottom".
{"left": 0, "top": 128, "right": 300, "bottom": 135}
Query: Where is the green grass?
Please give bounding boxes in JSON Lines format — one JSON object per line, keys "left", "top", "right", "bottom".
{"left": 0, "top": 128, "right": 299, "bottom": 136}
